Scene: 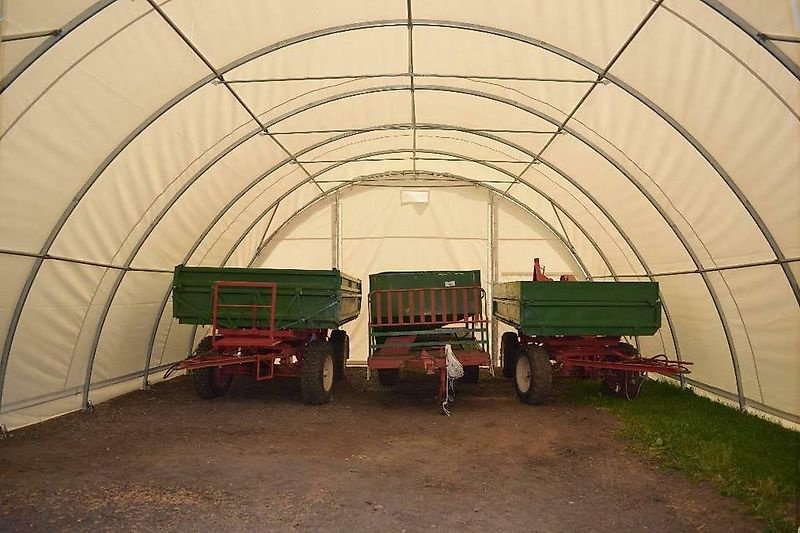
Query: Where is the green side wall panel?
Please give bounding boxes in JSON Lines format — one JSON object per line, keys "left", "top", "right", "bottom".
{"left": 492, "top": 280, "right": 661, "bottom": 336}
{"left": 368, "top": 270, "right": 481, "bottom": 327}
{"left": 172, "top": 265, "right": 362, "bottom": 330}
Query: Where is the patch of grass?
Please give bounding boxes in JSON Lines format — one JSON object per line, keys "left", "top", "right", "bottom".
{"left": 562, "top": 379, "right": 800, "bottom": 532}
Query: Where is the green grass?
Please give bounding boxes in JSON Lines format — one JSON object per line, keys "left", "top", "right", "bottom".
{"left": 562, "top": 379, "right": 800, "bottom": 532}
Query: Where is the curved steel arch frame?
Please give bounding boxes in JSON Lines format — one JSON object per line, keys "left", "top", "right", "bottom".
{"left": 1, "top": 17, "right": 789, "bottom": 410}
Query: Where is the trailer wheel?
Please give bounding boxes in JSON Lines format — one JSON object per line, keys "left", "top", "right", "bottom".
{"left": 603, "top": 370, "right": 646, "bottom": 400}
{"left": 301, "top": 340, "right": 335, "bottom": 405}
{"left": 501, "top": 332, "right": 520, "bottom": 378}
{"left": 192, "top": 335, "right": 214, "bottom": 356}
{"left": 329, "top": 330, "right": 349, "bottom": 382}
{"left": 377, "top": 368, "right": 400, "bottom": 387}
{"left": 514, "top": 346, "right": 552, "bottom": 405}
{"left": 462, "top": 365, "right": 480, "bottom": 384}
{"left": 191, "top": 367, "right": 233, "bottom": 399}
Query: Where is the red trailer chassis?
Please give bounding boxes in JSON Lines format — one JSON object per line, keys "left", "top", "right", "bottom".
{"left": 538, "top": 335, "right": 690, "bottom": 378}
{"left": 165, "top": 281, "right": 342, "bottom": 404}
{"left": 505, "top": 260, "right": 691, "bottom": 403}
{"left": 367, "top": 285, "right": 491, "bottom": 412}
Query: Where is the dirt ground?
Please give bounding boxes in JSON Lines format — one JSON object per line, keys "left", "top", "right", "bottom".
{"left": 1, "top": 369, "right": 764, "bottom": 532}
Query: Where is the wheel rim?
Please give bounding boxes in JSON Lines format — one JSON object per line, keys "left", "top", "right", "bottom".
{"left": 322, "top": 354, "right": 334, "bottom": 391}
{"left": 516, "top": 355, "right": 531, "bottom": 394}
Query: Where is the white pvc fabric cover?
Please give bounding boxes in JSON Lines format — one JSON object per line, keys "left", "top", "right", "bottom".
{"left": 0, "top": 0, "right": 798, "bottom": 430}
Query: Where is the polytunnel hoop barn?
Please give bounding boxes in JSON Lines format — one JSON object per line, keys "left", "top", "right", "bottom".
{"left": 0, "top": 0, "right": 797, "bottom": 429}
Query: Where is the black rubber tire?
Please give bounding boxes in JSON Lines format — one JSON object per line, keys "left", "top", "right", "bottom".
{"left": 191, "top": 367, "right": 233, "bottom": 399}
{"left": 603, "top": 370, "right": 646, "bottom": 399}
{"left": 602, "top": 343, "right": 645, "bottom": 399}
{"left": 193, "top": 335, "right": 214, "bottom": 356}
{"left": 301, "top": 340, "right": 335, "bottom": 405}
{"left": 514, "top": 345, "right": 552, "bottom": 405}
{"left": 377, "top": 368, "right": 400, "bottom": 387}
{"left": 329, "top": 330, "right": 349, "bottom": 382}
{"left": 462, "top": 365, "right": 480, "bottom": 384}
{"left": 501, "top": 332, "right": 520, "bottom": 378}
{"left": 189, "top": 335, "right": 232, "bottom": 399}
{"left": 617, "top": 341, "right": 639, "bottom": 356}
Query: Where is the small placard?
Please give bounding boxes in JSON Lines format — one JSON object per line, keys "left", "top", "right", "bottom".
{"left": 444, "top": 281, "right": 456, "bottom": 287}
{"left": 401, "top": 189, "right": 430, "bottom": 204}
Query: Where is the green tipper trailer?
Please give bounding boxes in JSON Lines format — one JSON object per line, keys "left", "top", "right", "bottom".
{"left": 172, "top": 265, "right": 361, "bottom": 330}
{"left": 168, "top": 265, "right": 362, "bottom": 405}
{"left": 492, "top": 280, "right": 661, "bottom": 337}
{"left": 493, "top": 258, "right": 690, "bottom": 405}
{"left": 368, "top": 270, "right": 481, "bottom": 329}
{"left": 367, "top": 270, "right": 490, "bottom": 413}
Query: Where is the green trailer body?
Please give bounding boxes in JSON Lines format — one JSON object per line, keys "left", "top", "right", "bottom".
{"left": 369, "top": 270, "right": 481, "bottom": 326}
{"left": 492, "top": 280, "right": 661, "bottom": 336}
{"left": 172, "top": 265, "right": 361, "bottom": 330}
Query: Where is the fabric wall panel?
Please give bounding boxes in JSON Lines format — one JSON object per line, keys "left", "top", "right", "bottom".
{"left": 302, "top": 130, "right": 413, "bottom": 165}
{"left": 638, "top": 307, "right": 676, "bottom": 361}
{"left": 716, "top": 266, "right": 799, "bottom": 418}
{"left": 131, "top": 149, "right": 297, "bottom": 270}
{"left": 1, "top": 8, "right": 210, "bottom": 255}
{"left": 504, "top": 183, "right": 613, "bottom": 278}
{"left": 613, "top": 8, "right": 800, "bottom": 258}
{"left": 543, "top": 135, "right": 694, "bottom": 274}
{"left": 269, "top": 88, "right": 411, "bottom": 134}
{"left": 229, "top": 25, "right": 407, "bottom": 83}
{"left": 497, "top": 191, "right": 555, "bottom": 233}
{"left": 714, "top": 0, "right": 800, "bottom": 64}
{"left": 229, "top": 25, "right": 408, "bottom": 125}
{"left": 91, "top": 271, "right": 172, "bottom": 383}
{"left": 2, "top": 261, "right": 108, "bottom": 410}
{"left": 0, "top": 255, "right": 36, "bottom": 360}
{"left": 261, "top": 240, "right": 333, "bottom": 271}
{"left": 664, "top": 0, "right": 798, "bottom": 111}
{"left": 413, "top": 26, "right": 590, "bottom": 116}
{"left": 414, "top": 0, "right": 651, "bottom": 67}
{"left": 1, "top": 1, "right": 92, "bottom": 46}
{"left": 1, "top": 0, "right": 150, "bottom": 129}
{"left": 236, "top": 77, "right": 411, "bottom": 133}
{"left": 656, "top": 274, "right": 738, "bottom": 395}
{"left": 147, "top": 298, "right": 199, "bottom": 371}
{"left": 573, "top": 84, "right": 774, "bottom": 270}
{"left": 0, "top": 394, "right": 82, "bottom": 432}
{"left": 496, "top": 190, "right": 576, "bottom": 279}
{"left": 415, "top": 129, "right": 530, "bottom": 172}
{"left": 516, "top": 165, "right": 647, "bottom": 276}
{"left": 228, "top": 182, "right": 324, "bottom": 267}
{"left": 415, "top": 90, "right": 555, "bottom": 154}
{"left": 342, "top": 185, "right": 487, "bottom": 239}
{"left": 185, "top": 166, "right": 308, "bottom": 268}
{"left": 1, "top": 36, "right": 47, "bottom": 80}
{"left": 52, "top": 83, "right": 253, "bottom": 265}
{"left": 257, "top": 198, "right": 333, "bottom": 265}
{"left": 163, "top": 0, "right": 405, "bottom": 69}
{"left": 151, "top": 312, "right": 195, "bottom": 369}
{"left": 497, "top": 241, "right": 576, "bottom": 280}
{"left": 703, "top": 270, "right": 761, "bottom": 404}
